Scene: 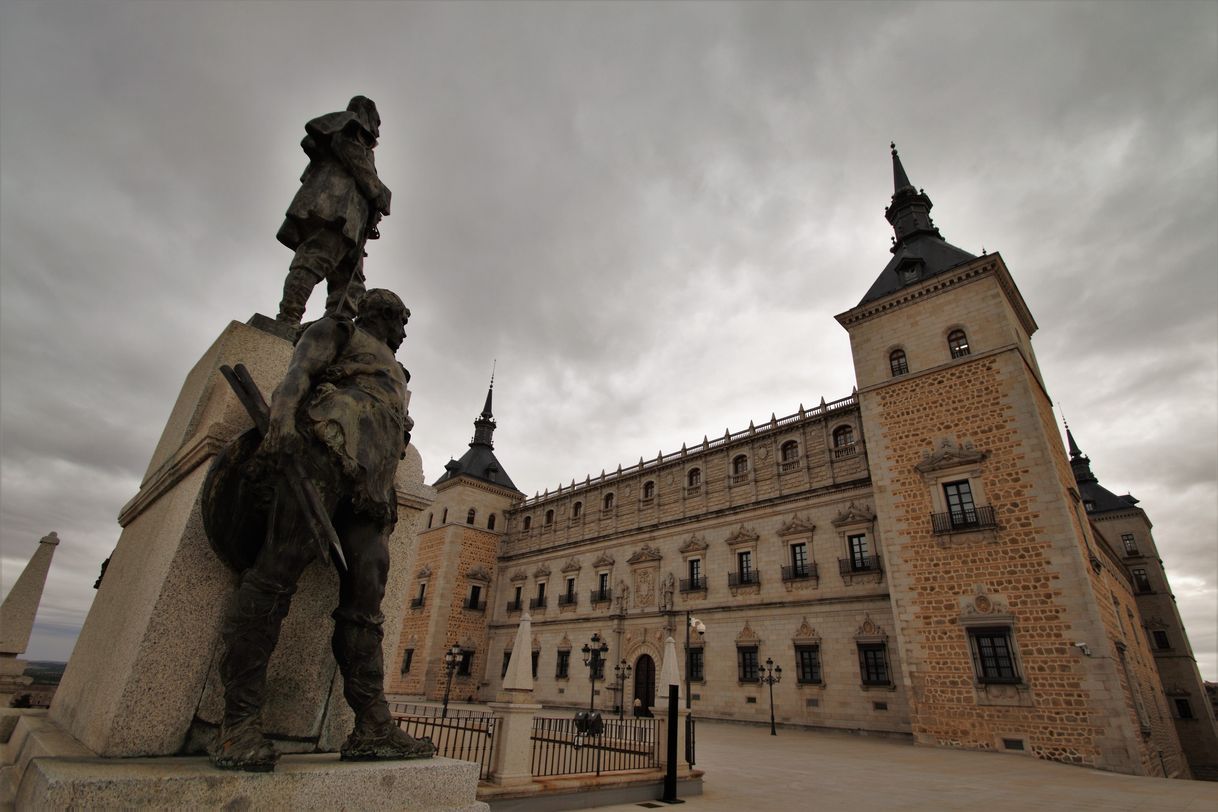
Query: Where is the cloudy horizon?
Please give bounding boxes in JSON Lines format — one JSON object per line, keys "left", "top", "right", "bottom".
{"left": 1, "top": 1, "right": 1215, "bottom": 681}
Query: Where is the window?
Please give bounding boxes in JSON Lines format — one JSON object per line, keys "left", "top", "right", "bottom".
{"left": 466, "top": 508, "right": 475, "bottom": 525}
{"left": 738, "top": 646, "right": 759, "bottom": 682}
{"left": 848, "top": 534, "right": 870, "bottom": 571}
{"left": 791, "top": 543, "right": 808, "bottom": 577}
{"left": 501, "top": 651, "right": 512, "bottom": 678}
{"left": 889, "top": 348, "right": 909, "bottom": 376}
{"left": 508, "top": 584, "right": 522, "bottom": 611}
{"left": 598, "top": 572, "right": 609, "bottom": 593}
{"left": 687, "top": 468, "right": 702, "bottom": 488}
{"left": 688, "top": 558, "right": 702, "bottom": 589}
{"left": 737, "top": 550, "right": 755, "bottom": 584}
{"left": 566, "top": 577, "right": 576, "bottom": 599}
{"left": 487, "top": 513, "right": 496, "bottom": 530}
{"left": 948, "top": 329, "right": 970, "bottom": 358}
{"left": 532, "top": 650, "right": 540, "bottom": 680}
{"left": 1152, "top": 630, "right": 1171, "bottom": 650}
{"left": 1174, "top": 698, "right": 1195, "bottom": 720}
{"left": 523, "top": 516, "right": 532, "bottom": 531}
{"left": 467, "top": 584, "right": 482, "bottom": 609}
{"left": 531, "top": 581, "right": 547, "bottom": 609}
{"left": 1121, "top": 533, "right": 1138, "bottom": 555}
{"left": 780, "top": 440, "right": 799, "bottom": 463}
{"left": 643, "top": 480, "right": 655, "bottom": 500}
{"left": 1132, "top": 568, "right": 1152, "bottom": 594}
{"left": 689, "top": 648, "right": 705, "bottom": 682}
{"left": 412, "top": 581, "right": 427, "bottom": 608}
{"left": 427, "top": 513, "right": 433, "bottom": 529}
{"left": 572, "top": 501, "right": 583, "bottom": 519}
{"left": 603, "top": 493, "right": 615, "bottom": 511}
{"left": 401, "top": 648, "right": 414, "bottom": 674}
{"left": 795, "top": 645, "right": 822, "bottom": 684}
{"left": 1083, "top": 500, "right": 1096, "bottom": 512}
{"left": 833, "top": 426, "right": 855, "bottom": 448}
{"left": 943, "top": 480, "right": 978, "bottom": 527}
{"left": 556, "top": 649, "right": 570, "bottom": 679}
{"left": 858, "top": 643, "right": 890, "bottom": 685}
{"left": 544, "top": 509, "right": 554, "bottom": 526}
{"left": 441, "top": 508, "right": 448, "bottom": 523}
{"left": 457, "top": 649, "right": 474, "bottom": 677}
{"left": 732, "top": 455, "right": 749, "bottom": 475}
{"left": 968, "top": 628, "right": 1020, "bottom": 684}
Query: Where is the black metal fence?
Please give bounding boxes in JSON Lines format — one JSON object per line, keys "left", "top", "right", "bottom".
{"left": 531, "top": 715, "right": 659, "bottom": 777}
{"left": 931, "top": 505, "right": 997, "bottom": 534}
{"left": 685, "top": 715, "right": 696, "bottom": 766}
{"left": 390, "top": 702, "right": 497, "bottom": 780}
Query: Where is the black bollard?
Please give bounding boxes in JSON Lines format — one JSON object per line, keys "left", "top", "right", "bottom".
{"left": 661, "top": 684, "right": 683, "bottom": 804}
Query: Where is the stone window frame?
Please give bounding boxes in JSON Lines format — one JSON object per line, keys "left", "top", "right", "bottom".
{"left": 602, "top": 492, "right": 615, "bottom": 513}
{"left": 966, "top": 626, "right": 1022, "bottom": 685}
{"left": 831, "top": 423, "right": 856, "bottom": 455}
{"left": 832, "top": 504, "right": 881, "bottom": 584}
{"left": 724, "top": 526, "right": 761, "bottom": 593}
{"left": 1151, "top": 629, "right": 1172, "bottom": 651}
{"left": 685, "top": 466, "right": 703, "bottom": 496}
{"left": 1120, "top": 533, "right": 1139, "bottom": 556}
{"left": 544, "top": 508, "right": 555, "bottom": 527}
{"left": 778, "top": 514, "right": 818, "bottom": 586}
{"left": 854, "top": 616, "right": 894, "bottom": 690}
{"left": 455, "top": 638, "right": 477, "bottom": 679}
{"left": 735, "top": 624, "right": 762, "bottom": 685}
{"left": 412, "top": 565, "right": 430, "bottom": 609}
{"left": 914, "top": 440, "right": 996, "bottom": 545}
{"left": 466, "top": 508, "right": 476, "bottom": 525}
{"left": 571, "top": 501, "right": 583, "bottom": 522}
{"left": 778, "top": 438, "right": 801, "bottom": 474}
{"left": 522, "top": 515, "right": 532, "bottom": 531}
{"left": 400, "top": 645, "right": 415, "bottom": 674}
{"left": 555, "top": 648, "right": 571, "bottom": 680}
{"left": 487, "top": 513, "right": 497, "bottom": 531}
{"left": 729, "top": 453, "right": 751, "bottom": 486}
{"left": 792, "top": 619, "right": 823, "bottom": 687}
{"left": 641, "top": 479, "right": 656, "bottom": 502}
{"left": 441, "top": 508, "right": 448, "bottom": 524}
{"left": 889, "top": 346, "right": 909, "bottom": 377}
{"left": 687, "top": 646, "right": 706, "bottom": 683}
{"left": 947, "top": 326, "right": 971, "bottom": 359}
{"left": 1172, "top": 696, "right": 1196, "bottom": 720}
{"left": 679, "top": 534, "right": 709, "bottom": 595}
{"left": 958, "top": 588, "right": 1033, "bottom": 706}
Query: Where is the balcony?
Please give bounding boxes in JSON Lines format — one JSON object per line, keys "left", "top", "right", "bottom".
{"left": 779, "top": 460, "right": 801, "bottom": 473}
{"left": 730, "top": 473, "right": 749, "bottom": 486}
{"left": 679, "top": 577, "right": 707, "bottom": 593}
{"left": 463, "top": 598, "right": 486, "bottom": 612}
{"left": 410, "top": 596, "right": 425, "bottom": 608}
{"left": 558, "top": 593, "right": 577, "bottom": 607}
{"left": 728, "top": 571, "right": 760, "bottom": 587}
{"left": 529, "top": 596, "right": 548, "bottom": 610}
{"left": 833, "top": 444, "right": 857, "bottom": 459}
{"left": 931, "top": 505, "right": 997, "bottom": 534}
{"left": 590, "top": 588, "right": 612, "bottom": 605}
{"left": 506, "top": 599, "right": 523, "bottom": 613}
{"left": 838, "top": 555, "right": 882, "bottom": 576}
{"left": 781, "top": 562, "right": 818, "bottom": 582}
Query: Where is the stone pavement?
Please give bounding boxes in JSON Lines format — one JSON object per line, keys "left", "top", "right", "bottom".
{"left": 591, "top": 720, "right": 1218, "bottom": 812}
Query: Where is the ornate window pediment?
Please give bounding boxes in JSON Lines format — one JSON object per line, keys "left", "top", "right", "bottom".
{"left": 792, "top": 617, "right": 820, "bottom": 645}
{"left": 736, "top": 622, "right": 760, "bottom": 645}
{"left": 678, "top": 534, "right": 708, "bottom": 554}
{"left": 558, "top": 633, "right": 572, "bottom": 650}
{"left": 854, "top": 614, "right": 888, "bottom": 643}
{"left": 914, "top": 438, "right": 987, "bottom": 475}
{"left": 561, "top": 557, "right": 582, "bottom": 573}
{"left": 958, "top": 585, "right": 1014, "bottom": 625}
{"left": 832, "top": 502, "right": 875, "bottom": 527}
{"left": 724, "top": 525, "right": 760, "bottom": 547}
{"left": 778, "top": 514, "right": 816, "bottom": 537}
{"left": 592, "top": 552, "right": 615, "bottom": 568}
{"left": 466, "top": 564, "right": 492, "bottom": 583}
{"left": 628, "top": 543, "right": 663, "bottom": 564}
{"left": 534, "top": 563, "right": 551, "bottom": 578}
{"left": 509, "top": 569, "right": 528, "bottom": 583}
{"left": 416, "top": 564, "right": 432, "bottom": 579}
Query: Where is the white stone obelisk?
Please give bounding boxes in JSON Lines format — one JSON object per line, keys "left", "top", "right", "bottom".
{"left": 0, "top": 532, "right": 60, "bottom": 705}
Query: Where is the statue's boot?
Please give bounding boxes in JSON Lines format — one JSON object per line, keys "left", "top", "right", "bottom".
{"left": 333, "top": 615, "right": 435, "bottom": 761}
{"left": 211, "top": 715, "right": 280, "bottom": 772}
{"left": 276, "top": 266, "right": 322, "bottom": 324}
{"left": 212, "top": 570, "right": 295, "bottom": 771}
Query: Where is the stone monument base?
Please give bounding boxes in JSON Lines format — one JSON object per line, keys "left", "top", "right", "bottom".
{"left": 2, "top": 712, "right": 485, "bottom": 811}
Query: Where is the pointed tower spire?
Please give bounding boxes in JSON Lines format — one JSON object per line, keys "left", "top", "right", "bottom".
{"left": 471, "top": 363, "right": 497, "bottom": 448}
{"left": 884, "top": 142, "right": 942, "bottom": 253}
{"left": 1063, "top": 419, "right": 1096, "bottom": 484}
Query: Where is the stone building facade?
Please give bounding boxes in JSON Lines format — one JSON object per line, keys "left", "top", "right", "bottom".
{"left": 389, "top": 148, "right": 1213, "bottom": 779}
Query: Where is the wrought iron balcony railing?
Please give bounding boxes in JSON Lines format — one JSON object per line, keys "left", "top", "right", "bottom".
{"left": 838, "top": 555, "right": 882, "bottom": 576}
{"left": 781, "top": 562, "right": 818, "bottom": 581}
{"left": 529, "top": 596, "right": 547, "bottom": 610}
{"left": 506, "top": 599, "right": 523, "bottom": 612}
{"left": 931, "top": 505, "right": 997, "bottom": 534}
{"left": 464, "top": 598, "right": 486, "bottom": 612}
{"left": 728, "top": 571, "right": 760, "bottom": 587}
{"left": 590, "top": 589, "right": 612, "bottom": 604}
{"left": 679, "top": 577, "right": 707, "bottom": 593}
{"left": 410, "top": 596, "right": 425, "bottom": 608}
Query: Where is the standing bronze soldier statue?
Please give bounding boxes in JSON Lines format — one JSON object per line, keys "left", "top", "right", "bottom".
{"left": 275, "top": 96, "right": 392, "bottom": 324}
{"left": 205, "top": 289, "right": 434, "bottom": 771}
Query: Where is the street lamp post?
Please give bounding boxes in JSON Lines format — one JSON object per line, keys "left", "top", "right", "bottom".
{"left": 684, "top": 612, "right": 705, "bottom": 767}
{"left": 759, "top": 657, "right": 782, "bottom": 736}
{"left": 581, "top": 632, "right": 609, "bottom": 714}
{"left": 441, "top": 643, "right": 461, "bottom": 719}
{"left": 613, "top": 659, "right": 632, "bottom": 719}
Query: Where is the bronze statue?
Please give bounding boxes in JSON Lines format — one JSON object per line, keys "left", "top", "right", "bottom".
{"left": 275, "top": 96, "right": 392, "bottom": 324}
{"left": 206, "top": 289, "right": 433, "bottom": 771}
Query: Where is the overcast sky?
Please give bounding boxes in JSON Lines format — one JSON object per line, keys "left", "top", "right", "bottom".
{"left": 1, "top": 1, "right": 1215, "bottom": 680}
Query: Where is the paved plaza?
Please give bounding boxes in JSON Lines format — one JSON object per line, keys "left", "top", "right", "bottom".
{"left": 593, "top": 719, "right": 1218, "bottom": 812}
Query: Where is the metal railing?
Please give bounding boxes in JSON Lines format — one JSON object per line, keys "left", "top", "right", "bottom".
{"left": 530, "top": 716, "right": 659, "bottom": 777}
{"left": 832, "top": 444, "right": 857, "bottom": 458}
{"left": 390, "top": 702, "right": 497, "bottom": 780}
{"left": 409, "top": 596, "right": 425, "bottom": 608}
{"left": 506, "top": 599, "right": 523, "bottom": 612}
{"left": 679, "top": 577, "right": 706, "bottom": 593}
{"left": 838, "top": 555, "right": 882, "bottom": 575}
{"left": 728, "top": 571, "right": 760, "bottom": 587}
{"left": 931, "top": 505, "right": 997, "bottom": 533}
{"left": 590, "top": 589, "right": 612, "bottom": 604}
{"left": 781, "top": 562, "right": 818, "bottom": 581}
{"left": 529, "top": 596, "right": 548, "bottom": 609}
{"left": 558, "top": 593, "right": 577, "bottom": 607}
{"left": 464, "top": 598, "right": 486, "bottom": 612}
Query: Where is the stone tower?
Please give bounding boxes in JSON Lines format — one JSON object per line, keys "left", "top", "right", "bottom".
{"left": 1068, "top": 426, "right": 1218, "bottom": 779}
{"left": 0, "top": 532, "right": 60, "bottom": 705}
{"left": 388, "top": 377, "right": 523, "bottom": 701}
{"left": 834, "top": 146, "right": 1187, "bottom": 775}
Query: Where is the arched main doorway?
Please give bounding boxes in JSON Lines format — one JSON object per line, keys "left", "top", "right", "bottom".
{"left": 633, "top": 654, "right": 655, "bottom": 714}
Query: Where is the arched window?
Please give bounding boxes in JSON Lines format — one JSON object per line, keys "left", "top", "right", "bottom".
{"left": 643, "top": 480, "right": 655, "bottom": 500}
{"left": 426, "top": 513, "right": 433, "bottom": 529}
{"left": 603, "top": 492, "right": 615, "bottom": 511}
{"left": 948, "top": 329, "right": 970, "bottom": 359}
{"left": 523, "top": 515, "right": 532, "bottom": 531}
{"left": 545, "top": 509, "right": 555, "bottom": 526}
{"left": 833, "top": 425, "right": 855, "bottom": 448}
{"left": 572, "top": 501, "right": 583, "bottom": 519}
{"left": 732, "top": 455, "right": 749, "bottom": 475}
{"left": 441, "top": 508, "right": 448, "bottom": 523}
{"left": 487, "top": 513, "right": 496, "bottom": 530}
{"left": 889, "top": 348, "right": 909, "bottom": 376}
{"left": 687, "top": 468, "right": 702, "bottom": 487}
{"left": 781, "top": 440, "right": 799, "bottom": 462}
{"left": 466, "top": 508, "right": 476, "bottom": 525}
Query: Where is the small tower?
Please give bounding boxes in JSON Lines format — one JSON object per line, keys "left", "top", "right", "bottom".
{"left": 835, "top": 147, "right": 1186, "bottom": 776}
{"left": 388, "top": 374, "right": 522, "bottom": 702}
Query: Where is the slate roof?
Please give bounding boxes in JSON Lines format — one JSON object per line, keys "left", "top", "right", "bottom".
{"left": 1068, "top": 427, "right": 1140, "bottom": 514}
{"left": 431, "top": 381, "right": 522, "bottom": 494}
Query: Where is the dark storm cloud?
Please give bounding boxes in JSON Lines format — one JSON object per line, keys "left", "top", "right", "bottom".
{"left": 2, "top": 1, "right": 1214, "bottom": 675}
